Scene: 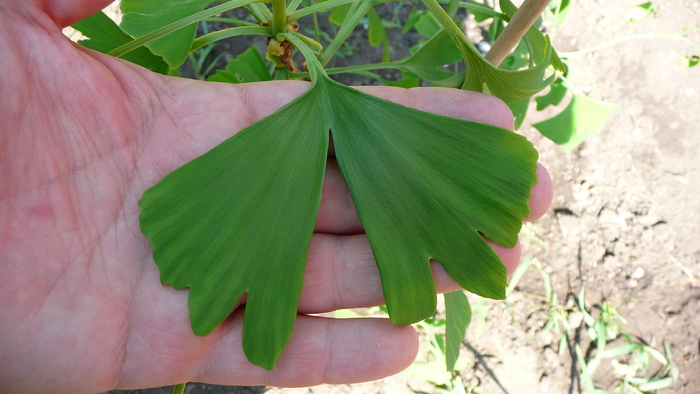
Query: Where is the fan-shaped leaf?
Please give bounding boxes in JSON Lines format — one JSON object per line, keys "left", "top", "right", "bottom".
{"left": 533, "top": 93, "right": 617, "bottom": 152}
{"left": 140, "top": 61, "right": 538, "bottom": 369}
{"left": 445, "top": 291, "right": 471, "bottom": 371}
{"left": 139, "top": 86, "right": 329, "bottom": 369}
{"left": 120, "top": 0, "right": 213, "bottom": 68}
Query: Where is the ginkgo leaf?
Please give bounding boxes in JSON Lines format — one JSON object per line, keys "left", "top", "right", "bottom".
{"left": 71, "top": 11, "right": 169, "bottom": 74}
{"left": 419, "top": 0, "right": 555, "bottom": 103}
{"left": 139, "top": 87, "right": 329, "bottom": 370}
{"left": 140, "top": 37, "right": 538, "bottom": 369}
{"left": 120, "top": 0, "right": 213, "bottom": 68}
{"left": 533, "top": 93, "right": 617, "bottom": 152}
{"left": 328, "top": 79, "right": 537, "bottom": 324}
{"left": 207, "top": 47, "right": 271, "bottom": 83}
{"left": 445, "top": 291, "right": 471, "bottom": 371}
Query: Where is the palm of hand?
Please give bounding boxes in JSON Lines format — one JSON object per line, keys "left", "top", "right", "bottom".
{"left": 0, "top": 1, "right": 551, "bottom": 393}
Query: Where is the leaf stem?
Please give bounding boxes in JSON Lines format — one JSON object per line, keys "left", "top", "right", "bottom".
{"left": 320, "top": 0, "right": 376, "bottom": 66}
{"left": 289, "top": 61, "right": 400, "bottom": 78}
{"left": 279, "top": 32, "right": 327, "bottom": 81}
{"left": 485, "top": 0, "right": 552, "bottom": 67}
{"left": 288, "top": 0, "right": 358, "bottom": 22}
{"left": 190, "top": 26, "right": 270, "bottom": 52}
{"left": 458, "top": 1, "right": 506, "bottom": 19}
{"left": 172, "top": 383, "right": 187, "bottom": 394}
{"left": 271, "top": 0, "right": 288, "bottom": 36}
{"left": 560, "top": 27, "right": 700, "bottom": 57}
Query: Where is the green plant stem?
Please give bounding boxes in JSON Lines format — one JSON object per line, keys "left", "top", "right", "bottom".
{"left": 421, "top": 0, "right": 474, "bottom": 66}
{"left": 190, "top": 26, "right": 270, "bottom": 52}
{"left": 172, "top": 383, "right": 186, "bottom": 394}
{"left": 205, "top": 17, "right": 259, "bottom": 26}
{"left": 320, "top": 0, "right": 376, "bottom": 66}
{"left": 561, "top": 27, "right": 700, "bottom": 57}
{"left": 311, "top": 0, "right": 322, "bottom": 45}
{"left": 247, "top": 3, "right": 273, "bottom": 22}
{"left": 484, "top": 0, "right": 551, "bottom": 66}
{"left": 288, "top": 0, "right": 357, "bottom": 22}
{"left": 279, "top": 32, "right": 327, "bottom": 80}
{"left": 457, "top": 1, "right": 506, "bottom": 19}
{"left": 108, "top": 0, "right": 264, "bottom": 58}
{"left": 289, "top": 61, "right": 399, "bottom": 78}
{"left": 271, "top": 0, "right": 288, "bottom": 36}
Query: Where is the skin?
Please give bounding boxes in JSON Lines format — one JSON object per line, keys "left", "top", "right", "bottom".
{"left": 0, "top": 1, "right": 553, "bottom": 393}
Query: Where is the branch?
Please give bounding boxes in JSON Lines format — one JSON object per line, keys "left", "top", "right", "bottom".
{"left": 485, "top": 0, "right": 551, "bottom": 66}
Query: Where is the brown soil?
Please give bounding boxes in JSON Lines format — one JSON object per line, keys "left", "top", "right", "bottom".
{"left": 102, "top": 0, "right": 700, "bottom": 393}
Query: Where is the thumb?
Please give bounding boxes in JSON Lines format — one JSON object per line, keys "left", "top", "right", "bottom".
{"left": 39, "top": 0, "right": 115, "bottom": 27}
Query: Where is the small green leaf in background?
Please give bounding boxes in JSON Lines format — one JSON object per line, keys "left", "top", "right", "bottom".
{"left": 548, "top": 0, "right": 571, "bottom": 26}
{"left": 508, "top": 97, "right": 531, "bottom": 130}
{"left": 398, "top": 30, "right": 464, "bottom": 87}
{"left": 470, "top": 2, "right": 496, "bottom": 23}
{"left": 682, "top": 55, "right": 699, "bottom": 68}
{"left": 625, "top": 2, "right": 658, "bottom": 24}
{"left": 120, "top": 0, "right": 212, "bottom": 68}
{"left": 535, "top": 78, "right": 568, "bottom": 110}
{"left": 367, "top": 7, "right": 386, "bottom": 47}
{"left": 533, "top": 93, "right": 617, "bottom": 152}
{"left": 71, "top": 11, "right": 169, "bottom": 74}
{"left": 329, "top": 3, "right": 352, "bottom": 25}
{"left": 499, "top": 39, "right": 530, "bottom": 71}
{"left": 445, "top": 291, "right": 472, "bottom": 371}
{"left": 403, "top": 9, "right": 427, "bottom": 33}
{"left": 366, "top": 7, "right": 391, "bottom": 62}
{"left": 414, "top": 12, "right": 442, "bottom": 37}
{"left": 207, "top": 47, "right": 271, "bottom": 83}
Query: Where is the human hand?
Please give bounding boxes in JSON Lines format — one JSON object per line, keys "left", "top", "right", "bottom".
{"left": 0, "top": 1, "right": 552, "bottom": 393}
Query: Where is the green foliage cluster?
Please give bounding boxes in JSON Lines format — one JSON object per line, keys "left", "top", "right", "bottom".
{"left": 69, "top": 0, "right": 698, "bottom": 377}
{"left": 72, "top": 0, "right": 549, "bottom": 371}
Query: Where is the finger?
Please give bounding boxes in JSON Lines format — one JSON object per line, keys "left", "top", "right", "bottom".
{"left": 357, "top": 86, "right": 515, "bottom": 130}
{"left": 315, "top": 160, "right": 362, "bottom": 234}
{"left": 195, "top": 313, "right": 418, "bottom": 387}
{"left": 32, "top": 0, "right": 116, "bottom": 27}
{"left": 298, "top": 233, "right": 522, "bottom": 314}
{"left": 525, "top": 163, "right": 553, "bottom": 222}
{"left": 119, "top": 299, "right": 417, "bottom": 388}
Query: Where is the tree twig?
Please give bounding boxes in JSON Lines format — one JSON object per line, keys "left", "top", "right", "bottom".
{"left": 485, "top": 0, "right": 552, "bottom": 66}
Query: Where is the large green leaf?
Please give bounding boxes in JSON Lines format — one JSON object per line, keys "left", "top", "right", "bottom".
{"left": 71, "top": 11, "right": 170, "bottom": 74}
{"left": 140, "top": 35, "right": 538, "bottom": 369}
{"left": 120, "top": 0, "right": 214, "bottom": 68}
{"left": 445, "top": 291, "right": 472, "bottom": 371}
{"left": 139, "top": 87, "right": 329, "bottom": 370}
{"left": 329, "top": 80, "right": 537, "bottom": 324}
{"left": 533, "top": 93, "right": 617, "bottom": 152}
